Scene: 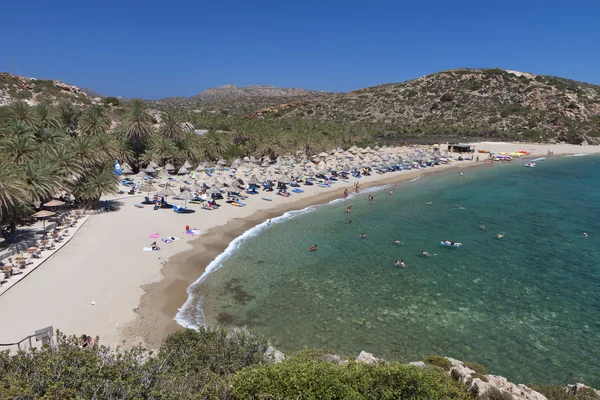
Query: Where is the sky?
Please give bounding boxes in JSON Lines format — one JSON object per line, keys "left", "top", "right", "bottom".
{"left": 2, "top": 0, "right": 599, "bottom": 99}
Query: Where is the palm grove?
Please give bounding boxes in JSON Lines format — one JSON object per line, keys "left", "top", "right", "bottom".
{"left": 0, "top": 99, "right": 379, "bottom": 228}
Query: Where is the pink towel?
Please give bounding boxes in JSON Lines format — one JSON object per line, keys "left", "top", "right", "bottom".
{"left": 149, "top": 233, "right": 159, "bottom": 238}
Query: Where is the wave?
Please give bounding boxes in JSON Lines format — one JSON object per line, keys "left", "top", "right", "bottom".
{"left": 409, "top": 176, "right": 422, "bottom": 182}
{"left": 566, "top": 154, "right": 588, "bottom": 157}
{"left": 530, "top": 157, "right": 546, "bottom": 162}
{"left": 174, "top": 177, "right": 424, "bottom": 329}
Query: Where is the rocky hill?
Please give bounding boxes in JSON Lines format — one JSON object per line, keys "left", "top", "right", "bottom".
{"left": 153, "top": 84, "right": 330, "bottom": 115}
{"left": 251, "top": 68, "right": 600, "bottom": 144}
{"left": 0, "top": 72, "right": 103, "bottom": 107}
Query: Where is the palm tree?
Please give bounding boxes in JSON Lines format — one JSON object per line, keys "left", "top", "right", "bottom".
{"left": 118, "top": 99, "right": 153, "bottom": 168}
{"left": 79, "top": 105, "right": 112, "bottom": 136}
{"left": 58, "top": 101, "right": 81, "bottom": 136}
{"left": 72, "top": 161, "right": 119, "bottom": 208}
{"left": 0, "top": 159, "right": 27, "bottom": 215}
{"left": 22, "top": 158, "right": 60, "bottom": 203}
{"left": 9, "top": 102, "right": 35, "bottom": 127}
{"left": 158, "top": 113, "right": 185, "bottom": 141}
{"left": 35, "top": 127, "right": 68, "bottom": 147}
{"left": 32, "top": 102, "right": 61, "bottom": 131}
{"left": 0, "top": 134, "right": 36, "bottom": 165}
{"left": 200, "top": 131, "right": 230, "bottom": 161}
{"left": 70, "top": 135, "right": 100, "bottom": 169}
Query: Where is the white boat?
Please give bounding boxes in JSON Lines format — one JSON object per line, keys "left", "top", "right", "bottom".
{"left": 525, "top": 162, "right": 536, "bottom": 168}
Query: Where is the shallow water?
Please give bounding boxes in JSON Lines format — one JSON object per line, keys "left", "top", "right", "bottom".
{"left": 181, "top": 156, "right": 600, "bottom": 386}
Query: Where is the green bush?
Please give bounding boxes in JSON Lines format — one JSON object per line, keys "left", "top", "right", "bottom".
{"left": 229, "top": 354, "right": 472, "bottom": 400}
{"left": 424, "top": 355, "right": 453, "bottom": 371}
{"left": 465, "top": 361, "right": 488, "bottom": 375}
{"left": 104, "top": 96, "right": 120, "bottom": 106}
{"left": 529, "top": 385, "right": 573, "bottom": 400}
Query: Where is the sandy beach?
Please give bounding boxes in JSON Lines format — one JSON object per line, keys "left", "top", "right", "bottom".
{"left": 0, "top": 142, "right": 598, "bottom": 350}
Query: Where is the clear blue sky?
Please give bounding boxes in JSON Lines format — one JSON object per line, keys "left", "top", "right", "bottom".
{"left": 2, "top": 0, "right": 599, "bottom": 99}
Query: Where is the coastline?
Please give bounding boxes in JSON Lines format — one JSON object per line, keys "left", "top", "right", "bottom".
{"left": 124, "top": 160, "right": 492, "bottom": 347}
{"left": 2, "top": 142, "right": 599, "bottom": 351}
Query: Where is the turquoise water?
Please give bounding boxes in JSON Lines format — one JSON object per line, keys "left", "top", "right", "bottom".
{"left": 180, "top": 156, "right": 600, "bottom": 386}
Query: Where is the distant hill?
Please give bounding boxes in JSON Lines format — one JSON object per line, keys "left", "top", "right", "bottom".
{"left": 152, "top": 84, "right": 331, "bottom": 115}
{"left": 0, "top": 72, "right": 103, "bottom": 107}
{"left": 248, "top": 69, "right": 600, "bottom": 144}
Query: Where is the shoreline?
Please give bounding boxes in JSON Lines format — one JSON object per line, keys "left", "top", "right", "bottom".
{"left": 124, "top": 161, "right": 492, "bottom": 347}
{"left": 2, "top": 142, "right": 599, "bottom": 351}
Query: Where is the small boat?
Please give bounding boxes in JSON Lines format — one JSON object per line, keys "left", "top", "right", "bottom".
{"left": 440, "top": 241, "right": 462, "bottom": 248}
{"left": 525, "top": 162, "right": 536, "bottom": 168}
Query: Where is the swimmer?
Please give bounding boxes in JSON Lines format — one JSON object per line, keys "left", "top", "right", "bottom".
{"left": 395, "top": 259, "right": 401, "bottom": 267}
{"left": 497, "top": 233, "right": 504, "bottom": 239}
{"left": 390, "top": 190, "right": 393, "bottom": 195}
{"left": 345, "top": 205, "right": 352, "bottom": 213}
{"left": 394, "top": 239, "right": 403, "bottom": 245}
{"left": 360, "top": 233, "right": 366, "bottom": 239}
{"left": 400, "top": 260, "right": 406, "bottom": 267}
{"left": 457, "top": 203, "right": 462, "bottom": 209}
{"left": 347, "top": 219, "right": 352, "bottom": 224}
{"left": 309, "top": 244, "right": 318, "bottom": 251}
{"left": 421, "top": 250, "right": 436, "bottom": 256}
{"left": 480, "top": 224, "right": 486, "bottom": 230}
{"left": 268, "top": 218, "right": 272, "bottom": 224}
{"left": 426, "top": 201, "right": 433, "bottom": 205}
{"left": 459, "top": 172, "right": 464, "bottom": 177}
{"left": 393, "top": 184, "right": 397, "bottom": 190}
{"left": 584, "top": 232, "right": 589, "bottom": 238}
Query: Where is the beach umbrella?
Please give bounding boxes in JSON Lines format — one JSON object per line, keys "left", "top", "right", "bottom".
{"left": 43, "top": 200, "right": 65, "bottom": 208}
{"left": 278, "top": 173, "right": 291, "bottom": 184}
{"left": 140, "top": 182, "right": 157, "bottom": 197}
{"left": 248, "top": 175, "right": 259, "bottom": 185}
{"left": 158, "top": 184, "right": 175, "bottom": 197}
{"left": 177, "top": 166, "right": 189, "bottom": 175}
{"left": 208, "top": 187, "right": 221, "bottom": 195}
{"left": 121, "top": 166, "right": 134, "bottom": 175}
{"left": 195, "top": 164, "right": 205, "bottom": 172}
{"left": 144, "top": 165, "right": 156, "bottom": 174}
{"left": 32, "top": 210, "right": 56, "bottom": 238}
{"left": 157, "top": 169, "right": 170, "bottom": 179}
{"left": 179, "top": 189, "right": 194, "bottom": 209}
{"left": 217, "top": 159, "right": 227, "bottom": 165}
{"left": 183, "top": 160, "right": 193, "bottom": 169}
{"left": 164, "top": 163, "right": 175, "bottom": 171}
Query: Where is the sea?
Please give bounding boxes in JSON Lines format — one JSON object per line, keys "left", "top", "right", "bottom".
{"left": 176, "top": 155, "right": 600, "bottom": 387}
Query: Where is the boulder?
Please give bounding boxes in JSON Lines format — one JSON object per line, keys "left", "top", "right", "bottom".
{"left": 451, "top": 363, "right": 476, "bottom": 383}
{"left": 566, "top": 383, "right": 600, "bottom": 397}
{"left": 408, "top": 361, "right": 427, "bottom": 369}
{"left": 322, "top": 354, "right": 344, "bottom": 365}
{"left": 445, "top": 357, "right": 464, "bottom": 367}
{"left": 264, "top": 346, "right": 285, "bottom": 364}
{"left": 355, "top": 351, "right": 379, "bottom": 364}
{"left": 486, "top": 375, "right": 547, "bottom": 400}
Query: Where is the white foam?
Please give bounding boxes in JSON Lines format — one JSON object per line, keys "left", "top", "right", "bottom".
{"left": 531, "top": 157, "right": 546, "bottom": 162}
{"left": 409, "top": 175, "right": 422, "bottom": 182}
{"left": 566, "top": 154, "right": 588, "bottom": 157}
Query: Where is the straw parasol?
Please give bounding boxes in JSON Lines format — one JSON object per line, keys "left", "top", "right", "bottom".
{"left": 177, "top": 166, "right": 189, "bottom": 175}
{"left": 179, "top": 189, "right": 194, "bottom": 209}
{"left": 158, "top": 184, "right": 175, "bottom": 197}
{"left": 140, "top": 182, "right": 157, "bottom": 197}
{"left": 32, "top": 210, "right": 56, "bottom": 238}
{"left": 248, "top": 175, "right": 259, "bottom": 185}
{"left": 43, "top": 199, "right": 65, "bottom": 208}
{"left": 164, "top": 163, "right": 175, "bottom": 171}
{"left": 144, "top": 165, "right": 156, "bottom": 174}
{"left": 183, "top": 160, "right": 193, "bottom": 169}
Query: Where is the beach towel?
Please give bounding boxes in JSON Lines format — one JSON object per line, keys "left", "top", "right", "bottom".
{"left": 135, "top": 203, "right": 144, "bottom": 208}
{"left": 149, "top": 233, "right": 159, "bottom": 238}
{"left": 142, "top": 247, "right": 158, "bottom": 252}
{"left": 161, "top": 236, "right": 180, "bottom": 243}
{"left": 262, "top": 197, "right": 272, "bottom": 201}
{"left": 186, "top": 229, "right": 202, "bottom": 235}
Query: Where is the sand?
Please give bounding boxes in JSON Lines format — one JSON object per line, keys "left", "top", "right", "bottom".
{"left": 0, "top": 142, "right": 598, "bottom": 350}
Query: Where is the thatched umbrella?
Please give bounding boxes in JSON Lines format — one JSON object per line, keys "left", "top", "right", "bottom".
{"left": 144, "top": 165, "right": 156, "bottom": 174}
{"left": 208, "top": 187, "right": 221, "bottom": 195}
{"left": 43, "top": 199, "right": 65, "bottom": 208}
{"left": 179, "top": 189, "right": 194, "bottom": 209}
{"left": 158, "top": 184, "right": 175, "bottom": 197}
{"left": 157, "top": 169, "right": 170, "bottom": 179}
{"left": 177, "top": 166, "right": 189, "bottom": 175}
{"left": 278, "top": 173, "right": 291, "bottom": 184}
{"left": 248, "top": 175, "right": 259, "bottom": 185}
{"left": 217, "top": 159, "right": 227, "bottom": 165}
{"left": 183, "top": 160, "right": 193, "bottom": 169}
{"left": 164, "top": 163, "right": 175, "bottom": 171}
{"left": 32, "top": 210, "right": 56, "bottom": 238}
{"left": 149, "top": 161, "right": 159, "bottom": 168}
{"left": 141, "top": 182, "right": 157, "bottom": 197}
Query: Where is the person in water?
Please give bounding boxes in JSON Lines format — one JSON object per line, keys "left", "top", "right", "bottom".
{"left": 459, "top": 172, "right": 464, "bottom": 177}
{"left": 389, "top": 190, "right": 393, "bottom": 195}
{"left": 395, "top": 259, "right": 400, "bottom": 266}
{"left": 480, "top": 223, "right": 486, "bottom": 230}
{"left": 394, "top": 239, "right": 403, "bottom": 244}
{"left": 584, "top": 232, "right": 589, "bottom": 238}
{"left": 426, "top": 201, "right": 433, "bottom": 205}
{"left": 360, "top": 233, "right": 366, "bottom": 239}
{"left": 421, "top": 250, "right": 436, "bottom": 256}
{"left": 347, "top": 219, "right": 352, "bottom": 223}
{"left": 345, "top": 205, "right": 352, "bottom": 214}
{"left": 400, "top": 260, "right": 406, "bottom": 267}
{"left": 457, "top": 203, "right": 462, "bottom": 209}
{"left": 497, "top": 233, "right": 504, "bottom": 239}
{"left": 309, "top": 244, "right": 318, "bottom": 251}
{"left": 343, "top": 189, "right": 349, "bottom": 198}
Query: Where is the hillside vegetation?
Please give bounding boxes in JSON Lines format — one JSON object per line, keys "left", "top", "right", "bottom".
{"left": 251, "top": 69, "right": 600, "bottom": 144}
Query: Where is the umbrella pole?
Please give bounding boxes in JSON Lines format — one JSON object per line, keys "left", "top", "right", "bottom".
{"left": 43, "top": 219, "right": 46, "bottom": 239}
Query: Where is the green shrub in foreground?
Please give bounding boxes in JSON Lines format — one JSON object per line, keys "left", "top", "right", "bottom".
{"left": 464, "top": 361, "right": 487, "bottom": 375}
{"left": 229, "top": 353, "right": 472, "bottom": 400}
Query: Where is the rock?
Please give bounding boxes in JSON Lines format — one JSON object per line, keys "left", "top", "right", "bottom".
{"left": 451, "top": 364, "right": 476, "bottom": 383}
{"left": 445, "top": 357, "right": 464, "bottom": 367}
{"left": 566, "top": 383, "right": 600, "bottom": 397}
{"left": 486, "top": 375, "right": 547, "bottom": 400}
{"left": 322, "top": 354, "right": 343, "bottom": 365}
{"left": 408, "top": 361, "right": 427, "bottom": 368}
{"left": 264, "top": 346, "right": 285, "bottom": 363}
{"left": 355, "top": 351, "right": 379, "bottom": 364}
{"left": 470, "top": 378, "right": 493, "bottom": 397}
